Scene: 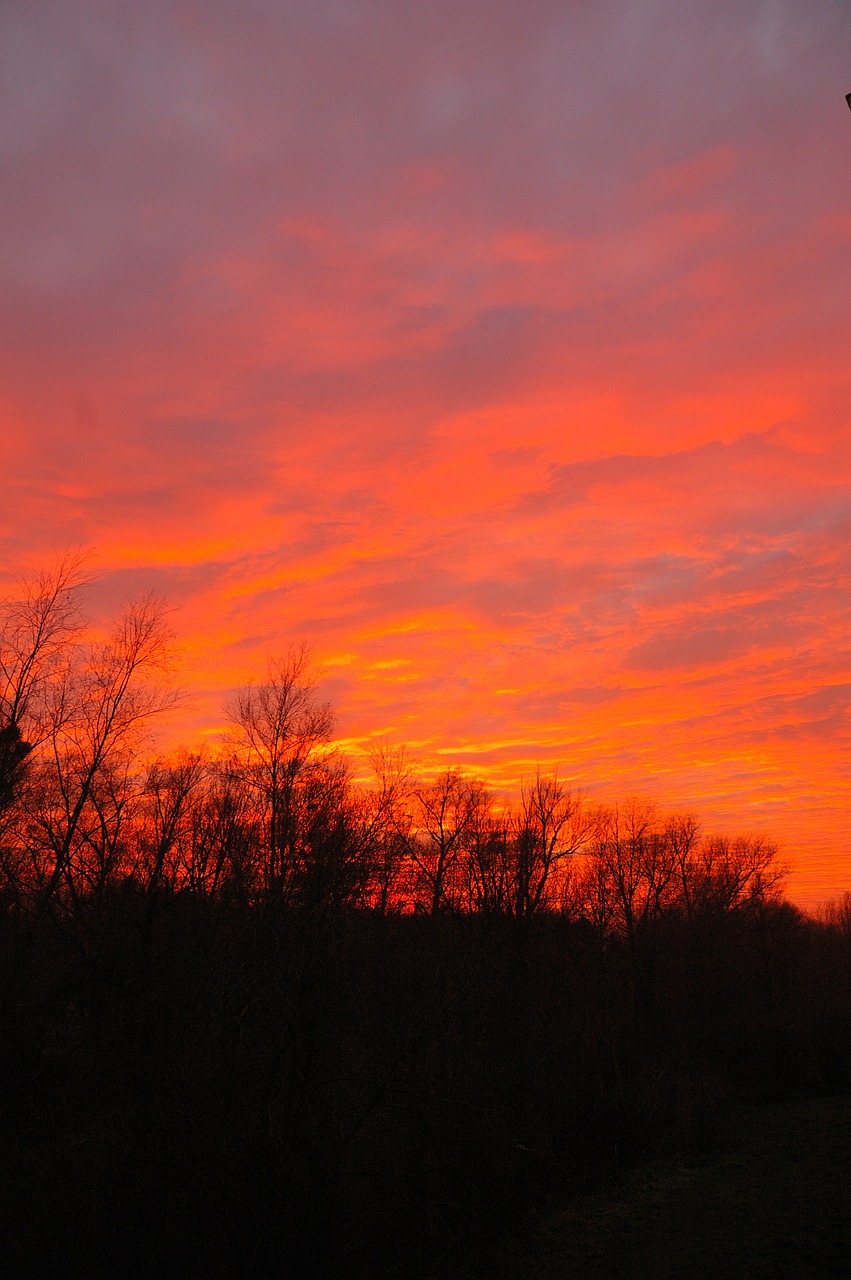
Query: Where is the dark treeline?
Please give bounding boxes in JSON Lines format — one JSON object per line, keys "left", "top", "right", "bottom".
{"left": 0, "top": 559, "right": 787, "bottom": 923}
{"left": 2, "top": 561, "right": 851, "bottom": 1277}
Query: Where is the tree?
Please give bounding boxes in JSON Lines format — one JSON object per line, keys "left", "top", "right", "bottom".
{"left": 286, "top": 754, "right": 375, "bottom": 911}
{"left": 666, "top": 811, "right": 702, "bottom": 922}
{"left": 365, "top": 741, "right": 414, "bottom": 913}
{"left": 137, "top": 750, "right": 209, "bottom": 896}
{"left": 686, "top": 832, "right": 787, "bottom": 917}
{"left": 588, "top": 799, "right": 677, "bottom": 942}
{"left": 182, "top": 758, "right": 258, "bottom": 900}
{"left": 580, "top": 801, "right": 788, "bottom": 940}
{"left": 28, "top": 593, "right": 178, "bottom": 907}
{"left": 461, "top": 787, "right": 511, "bottom": 917}
{"left": 410, "top": 768, "right": 478, "bottom": 914}
{"left": 0, "top": 554, "right": 84, "bottom": 821}
{"left": 227, "top": 646, "right": 333, "bottom": 903}
{"left": 508, "top": 768, "right": 588, "bottom": 918}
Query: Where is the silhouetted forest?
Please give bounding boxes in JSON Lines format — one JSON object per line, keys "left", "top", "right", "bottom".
{"left": 2, "top": 561, "right": 851, "bottom": 1277}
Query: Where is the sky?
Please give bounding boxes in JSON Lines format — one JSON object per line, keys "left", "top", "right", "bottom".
{"left": 2, "top": 0, "right": 850, "bottom": 905}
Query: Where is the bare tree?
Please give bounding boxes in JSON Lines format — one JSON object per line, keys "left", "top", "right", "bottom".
{"left": 508, "top": 769, "right": 588, "bottom": 918}
{"left": 137, "top": 750, "right": 209, "bottom": 895}
{"left": 287, "top": 753, "right": 375, "bottom": 911}
{"left": 365, "top": 741, "right": 414, "bottom": 913}
{"left": 461, "top": 785, "right": 511, "bottom": 916}
{"left": 183, "top": 758, "right": 258, "bottom": 899}
{"left": 581, "top": 801, "right": 787, "bottom": 938}
{"left": 583, "top": 799, "right": 667, "bottom": 943}
{"left": 666, "top": 811, "right": 702, "bottom": 922}
{"left": 0, "top": 554, "right": 84, "bottom": 819}
{"left": 410, "top": 768, "right": 478, "bottom": 914}
{"left": 687, "top": 832, "right": 787, "bottom": 916}
{"left": 816, "top": 891, "right": 851, "bottom": 936}
{"left": 27, "top": 593, "right": 179, "bottom": 907}
{"left": 227, "top": 646, "right": 333, "bottom": 903}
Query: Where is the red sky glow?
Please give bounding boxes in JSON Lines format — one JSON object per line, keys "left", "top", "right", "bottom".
{"left": 3, "top": 0, "right": 851, "bottom": 904}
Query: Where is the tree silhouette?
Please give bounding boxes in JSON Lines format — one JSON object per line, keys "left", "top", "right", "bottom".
{"left": 410, "top": 768, "right": 478, "bottom": 913}
{"left": 27, "top": 593, "right": 178, "bottom": 907}
{"left": 508, "top": 768, "right": 588, "bottom": 918}
{"left": 227, "top": 645, "right": 333, "bottom": 904}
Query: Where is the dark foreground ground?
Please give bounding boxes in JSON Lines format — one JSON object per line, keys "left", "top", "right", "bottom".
{"left": 4, "top": 902, "right": 851, "bottom": 1278}
{"left": 520, "top": 1093, "right": 851, "bottom": 1279}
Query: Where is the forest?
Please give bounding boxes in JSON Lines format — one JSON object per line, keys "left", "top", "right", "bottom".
{"left": 2, "top": 560, "right": 851, "bottom": 1277}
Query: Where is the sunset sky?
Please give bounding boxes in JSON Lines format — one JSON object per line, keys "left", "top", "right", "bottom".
{"left": 2, "top": 0, "right": 850, "bottom": 904}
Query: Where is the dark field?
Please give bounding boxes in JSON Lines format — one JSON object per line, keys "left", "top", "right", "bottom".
{"left": 3, "top": 898, "right": 851, "bottom": 1278}
{"left": 526, "top": 1093, "right": 851, "bottom": 1279}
